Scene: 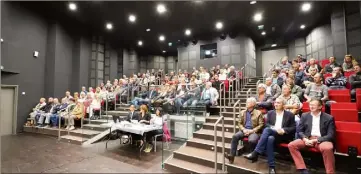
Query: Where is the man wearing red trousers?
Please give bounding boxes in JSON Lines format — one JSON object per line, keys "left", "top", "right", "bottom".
{"left": 288, "top": 98, "right": 336, "bottom": 174}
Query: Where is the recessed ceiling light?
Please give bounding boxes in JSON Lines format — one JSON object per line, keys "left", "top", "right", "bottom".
{"left": 250, "top": 1, "right": 257, "bottom": 4}
{"left": 300, "top": 24, "right": 306, "bottom": 29}
{"left": 168, "top": 42, "right": 172, "bottom": 46}
{"left": 215, "top": 22, "right": 223, "bottom": 30}
{"left": 261, "top": 31, "right": 266, "bottom": 35}
{"left": 138, "top": 41, "right": 143, "bottom": 46}
{"left": 178, "top": 40, "right": 181, "bottom": 42}
{"left": 271, "top": 44, "right": 277, "bottom": 47}
{"left": 106, "top": 23, "right": 113, "bottom": 30}
{"left": 128, "top": 14, "right": 136, "bottom": 22}
{"left": 146, "top": 28, "right": 151, "bottom": 32}
{"left": 194, "top": 0, "right": 203, "bottom": 3}
{"left": 157, "top": 4, "right": 167, "bottom": 14}
{"left": 253, "top": 13, "right": 262, "bottom": 22}
{"left": 301, "top": 3, "right": 311, "bottom": 12}
{"left": 68, "top": 2, "right": 77, "bottom": 11}
{"left": 162, "top": 50, "right": 166, "bottom": 53}
{"left": 159, "top": 35, "right": 165, "bottom": 41}
{"left": 185, "top": 29, "right": 191, "bottom": 36}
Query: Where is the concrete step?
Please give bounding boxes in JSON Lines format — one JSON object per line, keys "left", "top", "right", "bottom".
{"left": 164, "top": 158, "right": 225, "bottom": 174}
{"left": 193, "top": 129, "right": 234, "bottom": 143}
{"left": 205, "top": 116, "right": 235, "bottom": 125}
{"left": 106, "top": 110, "right": 129, "bottom": 116}
{"left": 186, "top": 137, "right": 235, "bottom": 153}
{"left": 83, "top": 118, "right": 113, "bottom": 125}
{"left": 68, "top": 128, "right": 102, "bottom": 139}
{"left": 60, "top": 135, "right": 88, "bottom": 145}
{"left": 82, "top": 124, "right": 110, "bottom": 131}
{"left": 203, "top": 123, "right": 238, "bottom": 133}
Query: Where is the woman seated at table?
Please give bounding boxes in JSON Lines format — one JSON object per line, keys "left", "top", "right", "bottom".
{"left": 143, "top": 107, "right": 164, "bottom": 153}
{"left": 133, "top": 105, "right": 152, "bottom": 147}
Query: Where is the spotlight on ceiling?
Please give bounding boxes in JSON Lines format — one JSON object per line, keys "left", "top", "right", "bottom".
{"left": 68, "top": 2, "right": 77, "bottom": 11}
{"left": 253, "top": 13, "right": 262, "bottom": 22}
{"left": 157, "top": 4, "right": 167, "bottom": 14}
{"left": 191, "top": 39, "right": 198, "bottom": 45}
{"left": 185, "top": 29, "right": 191, "bottom": 36}
{"left": 146, "top": 28, "right": 151, "bottom": 32}
{"left": 271, "top": 44, "right": 277, "bottom": 47}
{"left": 215, "top": 22, "right": 223, "bottom": 30}
{"left": 168, "top": 42, "right": 172, "bottom": 46}
{"left": 159, "top": 35, "right": 165, "bottom": 41}
{"left": 162, "top": 50, "right": 166, "bottom": 53}
{"left": 300, "top": 24, "right": 306, "bottom": 29}
{"left": 219, "top": 33, "right": 227, "bottom": 41}
{"left": 261, "top": 31, "right": 266, "bottom": 35}
{"left": 128, "top": 14, "right": 136, "bottom": 22}
{"left": 301, "top": 3, "right": 311, "bottom": 12}
{"left": 138, "top": 41, "right": 143, "bottom": 46}
{"left": 250, "top": 1, "right": 257, "bottom": 4}
{"left": 106, "top": 23, "right": 113, "bottom": 30}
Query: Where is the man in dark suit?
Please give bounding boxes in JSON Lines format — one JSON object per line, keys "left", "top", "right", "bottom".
{"left": 225, "top": 97, "right": 264, "bottom": 164}
{"left": 139, "top": 85, "right": 158, "bottom": 106}
{"left": 244, "top": 97, "right": 296, "bottom": 174}
{"left": 288, "top": 98, "right": 335, "bottom": 174}
{"left": 112, "top": 105, "right": 139, "bottom": 123}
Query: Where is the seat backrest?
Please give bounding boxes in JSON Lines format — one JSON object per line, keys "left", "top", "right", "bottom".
{"left": 330, "top": 102, "right": 357, "bottom": 110}
{"left": 328, "top": 89, "right": 350, "bottom": 95}
{"left": 321, "top": 59, "right": 330, "bottom": 68}
{"left": 344, "top": 71, "right": 355, "bottom": 78}
{"left": 335, "top": 121, "right": 361, "bottom": 132}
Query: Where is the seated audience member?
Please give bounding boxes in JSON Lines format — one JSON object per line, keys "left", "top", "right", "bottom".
{"left": 199, "top": 82, "right": 219, "bottom": 116}
{"left": 288, "top": 98, "right": 335, "bottom": 174}
{"left": 81, "top": 86, "right": 88, "bottom": 95}
{"left": 323, "top": 56, "right": 341, "bottom": 74}
{"left": 325, "top": 67, "right": 347, "bottom": 89}
{"left": 100, "top": 87, "right": 108, "bottom": 100}
{"left": 105, "top": 87, "right": 115, "bottom": 110}
{"left": 271, "top": 69, "right": 284, "bottom": 88}
{"left": 303, "top": 67, "right": 318, "bottom": 87}
{"left": 63, "top": 91, "right": 73, "bottom": 103}
{"left": 153, "top": 84, "right": 170, "bottom": 106}
{"left": 66, "top": 99, "right": 84, "bottom": 130}
{"left": 297, "top": 54, "right": 307, "bottom": 70}
{"left": 343, "top": 54, "right": 357, "bottom": 72}
{"left": 135, "top": 105, "right": 152, "bottom": 146}
{"left": 219, "top": 69, "right": 228, "bottom": 81}
{"left": 224, "top": 64, "right": 230, "bottom": 74}
{"left": 183, "top": 83, "right": 201, "bottom": 108}
{"left": 212, "top": 74, "right": 222, "bottom": 91}
{"left": 36, "top": 97, "right": 55, "bottom": 127}
{"left": 279, "top": 56, "right": 292, "bottom": 70}
{"left": 254, "top": 84, "right": 273, "bottom": 112}
{"left": 78, "top": 92, "right": 86, "bottom": 103}
{"left": 349, "top": 64, "right": 361, "bottom": 99}
{"left": 265, "top": 77, "right": 281, "bottom": 100}
{"left": 88, "top": 87, "right": 95, "bottom": 98}
{"left": 279, "top": 69, "right": 288, "bottom": 81}
{"left": 29, "top": 98, "right": 46, "bottom": 119}
{"left": 60, "top": 98, "right": 76, "bottom": 128}
{"left": 224, "top": 97, "right": 264, "bottom": 164}
{"left": 304, "top": 58, "right": 322, "bottom": 76}
{"left": 286, "top": 77, "right": 303, "bottom": 101}
{"left": 199, "top": 67, "right": 210, "bottom": 82}
{"left": 227, "top": 66, "right": 237, "bottom": 79}
{"left": 214, "top": 65, "right": 221, "bottom": 75}
{"left": 50, "top": 98, "right": 68, "bottom": 127}
{"left": 293, "top": 63, "right": 306, "bottom": 87}
{"left": 74, "top": 92, "right": 79, "bottom": 101}
{"left": 105, "top": 80, "right": 112, "bottom": 89}
{"left": 144, "top": 107, "right": 165, "bottom": 153}
{"left": 244, "top": 97, "right": 296, "bottom": 173}
{"left": 174, "top": 84, "right": 188, "bottom": 115}
{"left": 89, "top": 95, "right": 101, "bottom": 119}
{"left": 304, "top": 73, "right": 327, "bottom": 101}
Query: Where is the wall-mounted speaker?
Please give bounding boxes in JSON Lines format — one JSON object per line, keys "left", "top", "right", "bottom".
{"left": 219, "top": 33, "right": 227, "bottom": 41}
{"left": 229, "top": 31, "right": 238, "bottom": 39}
{"left": 191, "top": 39, "right": 198, "bottom": 45}
{"left": 183, "top": 41, "right": 189, "bottom": 47}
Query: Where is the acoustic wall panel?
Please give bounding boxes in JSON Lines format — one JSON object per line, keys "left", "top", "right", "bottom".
{"left": 326, "top": 46, "right": 334, "bottom": 58}
{"left": 189, "top": 51, "right": 196, "bottom": 60}
{"left": 231, "top": 54, "right": 241, "bottom": 64}
{"left": 318, "top": 38, "right": 326, "bottom": 49}
{"left": 221, "top": 55, "right": 231, "bottom": 64}
{"left": 347, "top": 29, "right": 361, "bottom": 45}
{"left": 221, "top": 46, "right": 230, "bottom": 55}
{"left": 231, "top": 44, "right": 241, "bottom": 54}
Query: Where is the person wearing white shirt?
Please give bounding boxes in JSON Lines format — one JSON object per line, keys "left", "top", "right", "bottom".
{"left": 244, "top": 97, "right": 296, "bottom": 174}
{"left": 144, "top": 108, "right": 165, "bottom": 153}
{"left": 288, "top": 98, "right": 335, "bottom": 174}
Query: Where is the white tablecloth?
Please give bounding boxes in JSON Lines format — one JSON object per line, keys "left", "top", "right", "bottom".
{"left": 110, "top": 121, "right": 162, "bottom": 136}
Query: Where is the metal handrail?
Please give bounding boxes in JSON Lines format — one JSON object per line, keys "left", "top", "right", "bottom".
{"left": 262, "top": 73, "right": 268, "bottom": 83}
{"left": 256, "top": 80, "right": 261, "bottom": 86}
{"left": 246, "top": 88, "right": 252, "bottom": 98}
{"left": 233, "top": 100, "right": 241, "bottom": 134}
{"left": 214, "top": 115, "right": 225, "bottom": 173}
{"left": 219, "top": 82, "right": 225, "bottom": 114}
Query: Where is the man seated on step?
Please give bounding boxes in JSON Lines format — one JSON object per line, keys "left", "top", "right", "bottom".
{"left": 244, "top": 97, "right": 296, "bottom": 174}
{"left": 265, "top": 77, "right": 281, "bottom": 101}
{"left": 199, "top": 82, "right": 219, "bottom": 117}
{"left": 182, "top": 82, "right": 201, "bottom": 109}
{"left": 60, "top": 98, "right": 76, "bottom": 128}
{"left": 288, "top": 98, "right": 335, "bottom": 174}
{"left": 64, "top": 98, "right": 84, "bottom": 130}
{"left": 29, "top": 98, "right": 46, "bottom": 123}
{"left": 50, "top": 98, "right": 68, "bottom": 128}
{"left": 36, "top": 97, "right": 55, "bottom": 127}
{"left": 38, "top": 98, "right": 60, "bottom": 128}
{"left": 254, "top": 83, "right": 273, "bottom": 115}
{"left": 224, "top": 97, "right": 264, "bottom": 164}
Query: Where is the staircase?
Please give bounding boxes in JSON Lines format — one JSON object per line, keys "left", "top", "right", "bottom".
{"left": 164, "top": 77, "right": 264, "bottom": 173}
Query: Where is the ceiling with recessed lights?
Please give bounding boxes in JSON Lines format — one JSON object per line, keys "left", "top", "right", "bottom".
{"left": 17, "top": 1, "right": 337, "bottom": 55}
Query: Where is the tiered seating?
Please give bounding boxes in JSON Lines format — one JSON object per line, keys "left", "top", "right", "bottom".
{"left": 335, "top": 121, "right": 361, "bottom": 156}
{"left": 331, "top": 103, "right": 358, "bottom": 122}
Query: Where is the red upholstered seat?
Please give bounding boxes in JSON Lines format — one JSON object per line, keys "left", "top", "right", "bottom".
{"left": 344, "top": 71, "right": 355, "bottom": 78}
{"left": 335, "top": 121, "right": 361, "bottom": 155}
{"left": 221, "top": 80, "right": 229, "bottom": 92}
{"left": 321, "top": 59, "right": 330, "bottom": 68}
{"left": 356, "top": 89, "right": 361, "bottom": 111}
{"left": 331, "top": 102, "right": 358, "bottom": 122}
{"left": 328, "top": 89, "right": 351, "bottom": 102}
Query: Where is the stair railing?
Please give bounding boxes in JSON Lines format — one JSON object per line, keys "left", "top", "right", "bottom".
{"left": 233, "top": 100, "right": 241, "bottom": 134}
{"left": 246, "top": 88, "right": 252, "bottom": 98}
{"left": 214, "top": 115, "right": 225, "bottom": 173}
{"left": 228, "top": 79, "right": 234, "bottom": 107}
{"left": 263, "top": 73, "right": 268, "bottom": 83}
{"left": 219, "top": 82, "right": 225, "bottom": 113}
{"left": 239, "top": 66, "right": 245, "bottom": 90}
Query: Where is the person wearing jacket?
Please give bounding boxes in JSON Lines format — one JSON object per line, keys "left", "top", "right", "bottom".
{"left": 323, "top": 56, "right": 341, "bottom": 74}
{"left": 183, "top": 83, "right": 201, "bottom": 108}
{"left": 265, "top": 78, "right": 281, "bottom": 101}
{"left": 36, "top": 98, "right": 55, "bottom": 127}
{"left": 254, "top": 84, "right": 273, "bottom": 112}
{"left": 66, "top": 99, "right": 84, "bottom": 130}
{"left": 29, "top": 98, "right": 46, "bottom": 120}
{"left": 325, "top": 67, "right": 347, "bottom": 89}
{"left": 349, "top": 64, "right": 361, "bottom": 99}
{"left": 271, "top": 69, "right": 284, "bottom": 88}
{"left": 199, "top": 82, "right": 219, "bottom": 116}
{"left": 50, "top": 98, "right": 68, "bottom": 127}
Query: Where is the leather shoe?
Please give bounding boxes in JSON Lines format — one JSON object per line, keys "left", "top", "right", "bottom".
{"left": 243, "top": 151, "right": 258, "bottom": 163}
{"left": 224, "top": 152, "right": 234, "bottom": 164}
{"left": 269, "top": 168, "right": 276, "bottom": 174}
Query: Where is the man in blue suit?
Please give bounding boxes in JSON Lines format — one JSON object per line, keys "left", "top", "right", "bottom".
{"left": 244, "top": 97, "right": 296, "bottom": 174}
